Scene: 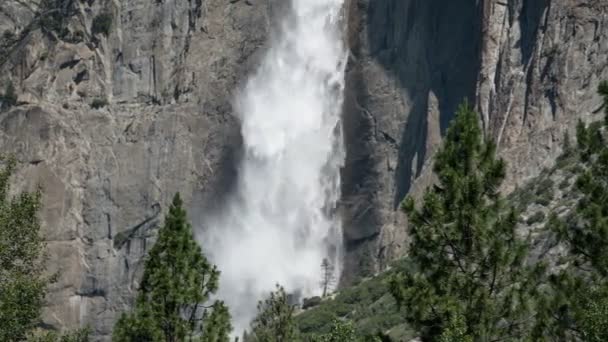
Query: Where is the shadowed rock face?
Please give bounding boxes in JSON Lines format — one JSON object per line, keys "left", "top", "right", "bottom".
{"left": 340, "top": 0, "right": 482, "bottom": 281}
{"left": 0, "top": 0, "right": 607, "bottom": 338}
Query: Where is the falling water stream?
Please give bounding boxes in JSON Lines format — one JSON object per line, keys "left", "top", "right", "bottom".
{"left": 202, "top": 0, "right": 348, "bottom": 334}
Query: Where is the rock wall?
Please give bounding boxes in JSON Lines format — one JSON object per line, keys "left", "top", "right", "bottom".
{"left": 0, "top": 0, "right": 272, "bottom": 339}
{"left": 340, "top": 0, "right": 608, "bottom": 280}
{"left": 0, "top": 0, "right": 607, "bottom": 338}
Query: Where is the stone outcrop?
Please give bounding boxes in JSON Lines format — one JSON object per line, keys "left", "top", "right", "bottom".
{"left": 0, "top": 0, "right": 607, "bottom": 338}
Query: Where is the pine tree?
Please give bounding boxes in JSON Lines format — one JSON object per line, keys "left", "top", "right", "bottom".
{"left": 248, "top": 284, "right": 298, "bottom": 342}
{"left": 389, "top": 102, "right": 545, "bottom": 340}
{"left": 0, "top": 157, "right": 49, "bottom": 341}
{"left": 320, "top": 258, "right": 335, "bottom": 298}
{"left": 113, "top": 193, "right": 231, "bottom": 342}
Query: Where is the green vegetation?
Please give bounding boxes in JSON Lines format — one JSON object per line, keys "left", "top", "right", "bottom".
{"left": 527, "top": 211, "right": 546, "bottom": 225}
{"left": 250, "top": 283, "right": 391, "bottom": 342}
{"left": 296, "top": 269, "right": 404, "bottom": 339}
{"left": 438, "top": 313, "right": 472, "bottom": 342}
{"left": 1, "top": 30, "right": 17, "bottom": 52}
{"left": 0, "top": 157, "right": 89, "bottom": 341}
{"left": 309, "top": 320, "right": 357, "bottom": 342}
{"left": 113, "top": 194, "right": 231, "bottom": 342}
{"left": 390, "top": 102, "right": 548, "bottom": 340}
{"left": 532, "top": 82, "right": 608, "bottom": 340}
{"left": 1, "top": 81, "right": 17, "bottom": 110}
{"left": 0, "top": 157, "right": 47, "bottom": 340}
{"left": 92, "top": 13, "right": 113, "bottom": 37}
{"left": 27, "top": 327, "right": 91, "bottom": 342}
{"left": 564, "top": 288, "right": 608, "bottom": 342}
{"left": 38, "top": 0, "right": 77, "bottom": 38}
{"left": 248, "top": 285, "right": 299, "bottom": 342}
{"left": 388, "top": 102, "right": 546, "bottom": 340}
{"left": 90, "top": 98, "right": 108, "bottom": 109}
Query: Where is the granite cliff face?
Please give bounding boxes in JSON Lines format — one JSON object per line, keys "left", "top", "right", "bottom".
{"left": 0, "top": 0, "right": 606, "bottom": 338}
{"left": 0, "top": 0, "right": 272, "bottom": 338}
{"left": 340, "top": 0, "right": 608, "bottom": 280}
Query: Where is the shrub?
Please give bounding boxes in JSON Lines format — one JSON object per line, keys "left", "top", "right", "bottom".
{"left": 1, "top": 30, "right": 16, "bottom": 50}
{"left": 526, "top": 211, "right": 546, "bottom": 225}
{"left": 1, "top": 82, "right": 17, "bottom": 110}
{"left": 90, "top": 98, "right": 108, "bottom": 109}
{"left": 535, "top": 195, "right": 553, "bottom": 206}
{"left": 92, "top": 13, "right": 113, "bottom": 36}
{"left": 39, "top": 0, "right": 77, "bottom": 38}
{"left": 303, "top": 296, "right": 323, "bottom": 310}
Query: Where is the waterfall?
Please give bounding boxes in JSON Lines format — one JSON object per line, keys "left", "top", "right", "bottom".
{"left": 202, "top": 0, "right": 348, "bottom": 334}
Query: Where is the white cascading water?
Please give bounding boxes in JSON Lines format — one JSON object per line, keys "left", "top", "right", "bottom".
{"left": 201, "top": 0, "right": 348, "bottom": 335}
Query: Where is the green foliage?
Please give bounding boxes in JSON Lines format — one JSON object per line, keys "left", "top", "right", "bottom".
{"left": 0, "top": 157, "right": 51, "bottom": 341}
{"left": 1, "top": 30, "right": 17, "bottom": 52}
{"left": 113, "top": 193, "right": 231, "bottom": 342}
{"left": 534, "top": 178, "right": 555, "bottom": 206}
{"left": 309, "top": 320, "right": 357, "bottom": 342}
{"left": 90, "top": 98, "right": 108, "bottom": 109}
{"left": 438, "top": 313, "right": 472, "bottom": 342}
{"left": 554, "top": 136, "right": 608, "bottom": 277}
{"left": 92, "top": 13, "right": 113, "bottom": 36}
{"left": 579, "top": 288, "right": 608, "bottom": 342}
{"left": 577, "top": 120, "right": 604, "bottom": 161}
{"left": 28, "top": 327, "right": 91, "bottom": 342}
{"left": 526, "top": 211, "right": 546, "bottom": 225}
{"left": 249, "top": 284, "right": 298, "bottom": 342}
{"left": 295, "top": 269, "right": 405, "bottom": 339}
{"left": 320, "top": 258, "right": 335, "bottom": 298}
{"left": 558, "top": 178, "right": 570, "bottom": 190}
{"left": 38, "top": 0, "right": 77, "bottom": 38}
{"left": 1, "top": 81, "right": 17, "bottom": 109}
{"left": 389, "top": 102, "right": 545, "bottom": 340}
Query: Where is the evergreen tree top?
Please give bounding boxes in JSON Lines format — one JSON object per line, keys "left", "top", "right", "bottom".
{"left": 114, "top": 192, "right": 231, "bottom": 342}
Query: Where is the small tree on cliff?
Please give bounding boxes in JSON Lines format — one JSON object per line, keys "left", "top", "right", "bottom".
{"left": 113, "top": 193, "right": 231, "bottom": 342}
{"left": 389, "top": 102, "right": 545, "bottom": 340}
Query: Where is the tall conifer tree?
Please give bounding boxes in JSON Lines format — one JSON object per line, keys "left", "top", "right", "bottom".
{"left": 389, "top": 102, "right": 545, "bottom": 340}
{"left": 113, "top": 193, "right": 231, "bottom": 342}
